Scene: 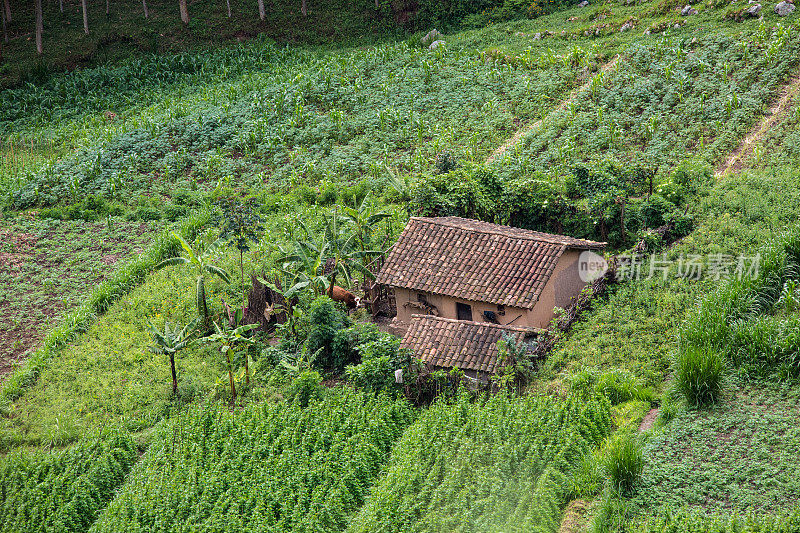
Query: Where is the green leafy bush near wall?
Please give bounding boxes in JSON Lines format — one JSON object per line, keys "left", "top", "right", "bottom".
{"left": 348, "top": 391, "right": 611, "bottom": 533}
{"left": 0, "top": 430, "right": 137, "bottom": 533}
{"left": 90, "top": 388, "right": 415, "bottom": 532}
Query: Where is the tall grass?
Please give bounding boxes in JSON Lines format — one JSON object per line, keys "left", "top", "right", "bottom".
{"left": 674, "top": 347, "right": 725, "bottom": 407}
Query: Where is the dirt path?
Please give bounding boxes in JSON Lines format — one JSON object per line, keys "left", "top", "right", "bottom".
{"left": 715, "top": 71, "right": 800, "bottom": 178}
{"left": 486, "top": 56, "right": 620, "bottom": 165}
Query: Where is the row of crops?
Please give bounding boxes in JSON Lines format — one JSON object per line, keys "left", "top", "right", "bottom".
{"left": 0, "top": 390, "right": 612, "bottom": 533}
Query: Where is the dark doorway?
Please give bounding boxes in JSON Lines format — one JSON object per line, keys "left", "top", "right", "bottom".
{"left": 456, "top": 302, "right": 473, "bottom": 321}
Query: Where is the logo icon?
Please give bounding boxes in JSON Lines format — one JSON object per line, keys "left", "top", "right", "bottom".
{"left": 578, "top": 250, "right": 608, "bottom": 283}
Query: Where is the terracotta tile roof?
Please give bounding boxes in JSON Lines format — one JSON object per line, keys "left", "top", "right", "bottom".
{"left": 376, "top": 217, "right": 605, "bottom": 309}
{"left": 400, "top": 315, "right": 541, "bottom": 374}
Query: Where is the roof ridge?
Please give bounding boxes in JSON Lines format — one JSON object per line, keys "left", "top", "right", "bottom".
{"left": 411, "top": 216, "right": 605, "bottom": 248}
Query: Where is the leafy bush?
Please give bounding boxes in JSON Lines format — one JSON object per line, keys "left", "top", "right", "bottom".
{"left": 674, "top": 347, "right": 725, "bottom": 407}
{"left": 0, "top": 430, "right": 137, "bottom": 533}
{"left": 602, "top": 432, "right": 644, "bottom": 495}
{"left": 348, "top": 391, "right": 611, "bottom": 532}
{"left": 345, "top": 332, "right": 410, "bottom": 395}
{"left": 633, "top": 511, "right": 800, "bottom": 533}
{"left": 286, "top": 370, "right": 324, "bottom": 407}
{"left": 306, "top": 296, "right": 352, "bottom": 371}
{"left": 91, "top": 389, "right": 414, "bottom": 532}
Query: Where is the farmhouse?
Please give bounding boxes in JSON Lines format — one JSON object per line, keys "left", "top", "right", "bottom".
{"left": 400, "top": 315, "right": 542, "bottom": 382}
{"left": 376, "top": 216, "right": 606, "bottom": 331}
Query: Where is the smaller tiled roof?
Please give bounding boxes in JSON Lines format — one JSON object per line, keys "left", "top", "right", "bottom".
{"left": 376, "top": 217, "right": 605, "bottom": 309}
{"left": 400, "top": 315, "right": 542, "bottom": 374}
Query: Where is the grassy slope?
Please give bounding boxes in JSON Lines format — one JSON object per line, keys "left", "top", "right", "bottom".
{"left": 2, "top": 0, "right": 800, "bottom": 530}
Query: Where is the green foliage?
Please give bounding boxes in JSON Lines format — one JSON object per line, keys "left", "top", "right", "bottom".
{"left": 39, "top": 195, "right": 124, "bottom": 222}
{"left": 146, "top": 318, "right": 199, "bottom": 394}
{"left": 674, "top": 347, "right": 725, "bottom": 408}
{"left": 632, "top": 510, "right": 800, "bottom": 533}
{"left": 345, "top": 332, "right": 410, "bottom": 395}
{"left": 602, "top": 432, "right": 644, "bottom": 495}
{"left": 348, "top": 392, "right": 612, "bottom": 532}
{"left": 285, "top": 370, "right": 324, "bottom": 408}
{"left": 91, "top": 389, "right": 415, "bottom": 532}
{"left": 631, "top": 382, "right": 800, "bottom": 518}
{"left": 681, "top": 227, "right": 800, "bottom": 378}
{"left": 0, "top": 429, "right": 137, "bottom": 533}
{"left": 306, "top": 296, "right": 352, "bottom": 371}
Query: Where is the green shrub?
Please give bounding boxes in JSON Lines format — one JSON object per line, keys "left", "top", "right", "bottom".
{"left": 603, "top": 432, "right": 644, "bottom": 495}
{"left": 674, "top": 347, "right": 725, "bottom": 408}
{"left": 306, "top": 296, "right": 352, "bottom": 371}
{"left": 286, "top": 370, "right": 324, "bottom": 408}
{"left": 345, "top": 332, "right": 410, "bottom": 395}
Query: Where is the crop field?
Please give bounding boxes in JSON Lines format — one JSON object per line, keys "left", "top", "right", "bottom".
{"left": 0, "top": 216, "right": 158, "bottom": 379}
{"left": 3, "top": 0, "right": 800, "bottom": 530}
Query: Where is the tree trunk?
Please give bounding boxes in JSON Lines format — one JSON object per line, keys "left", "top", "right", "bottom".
{"left": 35, "top": 0, "right": 43, "bottom": 54}
{"left": 170, "top": 354, "right": 178, "bottom": 394}
{"left": 301, "top": 0, "right": 307, "bottom": 16}
{"left": 82, "top": 0, "right": 89, "bottom": 34}
{"left": 142, "top": 0, "right": 149, "bottom": 18}
{"left": 226, "top": 0, "right": 231, "bottom": 17}
{"left": 179, "top": 0, "right": 189, "bottom": 24}
{"left": 3, "top": 0, "right": 10, "bottom": 24}
{"left": 244, "top": 350, "right": 250, "bottom": 385}
{"left": 226, "top": 350, "right": 236, "bottom": 402}
{"left": 59, "top": 0, "right": 63, "bottom": 14}
{"left": 106, "top": 0, "right": 110, "bottom": 15}
{"left": 257, "top": 0, "right": 265, "bottom": 20}
{"left": 375, "top": 0, "right": 378, "bottom": 9}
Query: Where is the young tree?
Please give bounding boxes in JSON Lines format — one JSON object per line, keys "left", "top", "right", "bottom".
{"left": 178, "top": 0, "right": 189, "bottom": 24}
{"left": 216, "top": 198, "right": 264, "bottom": 304}
{"left": 226, "top": 0, "right": 231, "bottom": 17}
{"left": 3, "top": 0, "right": 11, "bottom": 23}
{"left": 35, "top": 0, "right": 43, "bottom": 55}
{"left": 106, "top": 0, "right": 111, "bottom": 16}
{"left": 142, "top": 0, "right": 149, "bottom": 18}
{"left": 203, "top": 322, "right": 258, "bottom": 401}
{"left": 257, "top": 0, "right": 265, "bottom": 20}
{"left": 339, "top": 194, "right": 391, "bottom": 280}
{"left": 301, "top": 0, "right": 307, "bottom": 16}
{"left": 147, "top": 319, "right": 198, "bottom": 394}
{"left": 82, "top": 0, "right": 89, "bottom": 34}
{"left": 154, "top": 232, "right": 232, "bottom": 326}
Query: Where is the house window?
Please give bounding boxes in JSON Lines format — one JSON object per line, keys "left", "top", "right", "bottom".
{"left": 456, "top": 302, "right": 473, "bottom": 321}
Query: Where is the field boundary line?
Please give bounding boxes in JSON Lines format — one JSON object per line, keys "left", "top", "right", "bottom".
{"left": 485, "top": 55, "right": 620, "bottom": 165}
{"left": 715, "top": 71, "right": 800, "bottom": 178}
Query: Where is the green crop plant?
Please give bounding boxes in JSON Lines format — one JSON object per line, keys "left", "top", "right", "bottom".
{"left": 602, "top": 432, "right": 644, "bottom": 495}
{"left": 349, "top": 391, "right": 611, "bottom": 532}
{"left": 202, "top": 321, "right": 259, "bottom": 401}
{"left": 90, "top": 389, "right": 414, "bottom": 532}
{"left": 153, "top": 232, "right": 231, "bottom": 326}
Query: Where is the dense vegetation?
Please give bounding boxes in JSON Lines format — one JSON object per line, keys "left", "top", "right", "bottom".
{"left": 90, "top": 389, "right": 414, "bottom": 532}
{"left": 0, "top": 430, "right": 137, "bottom": 533}
{"left": 349, "top": 392, "right": 611, "bottom": 532}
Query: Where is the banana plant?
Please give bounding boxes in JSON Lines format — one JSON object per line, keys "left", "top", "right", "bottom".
{"left": 146, "top": 318, "right": 198, "bottom": 394}
{"left": 154, "top": 232, "right": 231, "bottom": 326}
{"left": 203, "top": 321, "right": 259, "bottom": 402}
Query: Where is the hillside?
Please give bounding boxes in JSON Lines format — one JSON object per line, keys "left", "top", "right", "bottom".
{"left": 2, "top": 0, "right": 800, "bottom": 531}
